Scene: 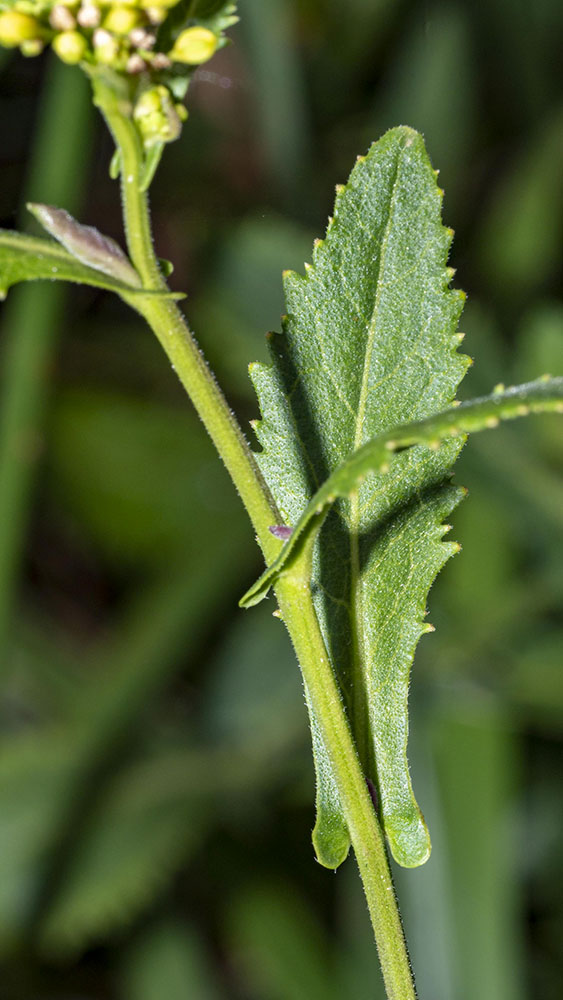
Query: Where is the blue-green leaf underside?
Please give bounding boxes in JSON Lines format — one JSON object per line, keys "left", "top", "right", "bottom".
{"left": 249, "top": 126, "right": 472, "bottom": 869}
{"left": 0, "top": 231, "right": 184, "bottom": 301}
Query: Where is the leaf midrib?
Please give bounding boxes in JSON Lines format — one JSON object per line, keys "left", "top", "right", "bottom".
{"left": 348, "top": 137, "right": 406, "bottom": 771}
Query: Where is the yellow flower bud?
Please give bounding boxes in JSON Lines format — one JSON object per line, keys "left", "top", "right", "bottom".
{"left": 134, "top": 85, "right": 165, "bottom": 116}
{"left": 104, "top": 6, "right": 140, "bottom": 35}
{"left": 77, "top": 4, "right": 102, "bottom": 29}
{"left": 0, "top": 11, "right": 41, "bottom": 48}
{"left": 49, "top": 6, "right": 77, "bottom": 31}
{"left": 134, "top": 84, "right": 183, "bottom": 147}
{"left": 20, "top": 37, "right": 44, "bottom": 57}
{"left": 169, "top": 26, "right": 217, "bottom": 65}
{"left": 144, "top": 7, "right": 166, "bottom": 25}
{"left": 139, "top": 0, "right": 177, "bottom": 8}
{"left": 52, "top": 29, "right": 87, "bottom": 64}
{"left": 93, "top": 27, "right": 120, "bottom": 64}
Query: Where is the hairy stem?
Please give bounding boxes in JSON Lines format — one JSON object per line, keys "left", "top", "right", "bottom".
{"left": 279, "top": 535, "right": 416, "bottom": 999}
{"left": 94, "top": 78, "right": 417, "bottom": 999}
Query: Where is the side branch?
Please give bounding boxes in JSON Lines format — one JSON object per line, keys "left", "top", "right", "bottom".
{"left": 241, "top": 377, "right": 563, "bottom": 607}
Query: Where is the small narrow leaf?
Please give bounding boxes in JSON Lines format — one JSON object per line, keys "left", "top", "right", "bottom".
{"left": 250, "top": 126, "right": 471, "bottom": 868}
{"left": 28, "top": 203, "right": 139, "bottom": 287}
{"left": 109, "top": 149, "right": 122, "bottom": 180}
{"left": 242, "top": 377, "right": 563, "bottom": 607}
{"left": 140, "top": 143, "right": 165, "bottom": 193}
{"left": 0, "top": 230, "right": 184, "bottom": 301}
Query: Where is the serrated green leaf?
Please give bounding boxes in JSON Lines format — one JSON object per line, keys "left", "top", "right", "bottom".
{"left": 249, "top": 126, "right": 472, "bottom": 868}
{"left": 121, "top": 920, "right": 222, "bottom": 1000}
{"left": 0, "top": 230, "right": 184, "bottom": 301}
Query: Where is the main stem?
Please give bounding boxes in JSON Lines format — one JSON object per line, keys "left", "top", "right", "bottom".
{"left": 94, "top": 77, "right": 416, "bottom": 1000}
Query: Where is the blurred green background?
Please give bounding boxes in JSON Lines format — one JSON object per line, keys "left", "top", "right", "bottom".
{"left": 0, "top": 1, "right": 562, "bottom": 997}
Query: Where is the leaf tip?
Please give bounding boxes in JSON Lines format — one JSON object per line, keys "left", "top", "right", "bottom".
{"left": 312, "top": 817, "right": 350, "bottom": 869}
{"left": 387, "top": 812, "right": 431, "bottom": 868}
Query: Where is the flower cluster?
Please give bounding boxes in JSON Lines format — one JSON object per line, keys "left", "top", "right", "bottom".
{"left": 0, "top": 1, "right": 227, "bottom": 70}
{"left": 0, "top": 1, "right": 237, "bottom": 149}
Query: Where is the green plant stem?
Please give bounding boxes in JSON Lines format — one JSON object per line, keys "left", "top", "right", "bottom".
{"left": 93, "top": 75, "right": 282, "bottom": 552}
{"left": 280, "top": 537, "right": 416, "bottom": 1000}
{"left": 93, "top": 78, "right": 417, "bottom": 999}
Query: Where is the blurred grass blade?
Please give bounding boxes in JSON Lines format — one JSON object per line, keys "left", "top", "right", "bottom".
{"left": 241, "top": 0, "right": 309, "bottom": 198}
{"left": 336, "top": 864, "right": 387, "bottom": 999}
{"left": 0, "top": 58, "right": 92, "bottom": 663}
{"left": 38, "top": 751, "right": 211, "bottom": 953}
{"left": 476, "top": 107, "right": 563, "bottom": 294}
{"left": 120, "top": 921, "right": 222, "bottom": 1000}
{"left": 433, "top": 703, "right": 526, "bottom": 1000}
{"left": 71, "top": 535, "right": 251, "bottom": 761}
{"left": 227, "top": 883, "right": 338, "bottom": 1000}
